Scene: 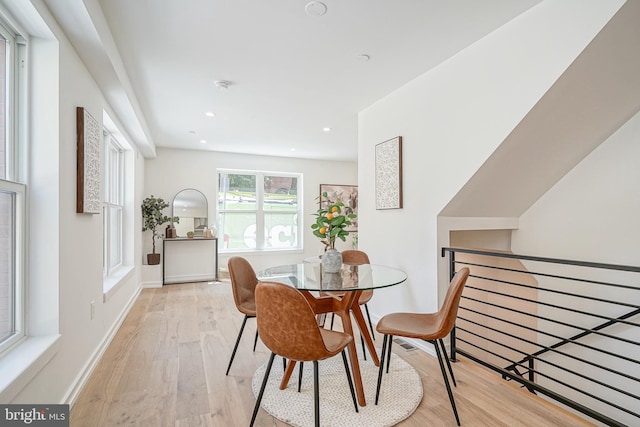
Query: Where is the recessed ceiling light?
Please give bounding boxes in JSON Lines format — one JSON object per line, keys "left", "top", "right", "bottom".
{"left": 305, "top": 1, "right": 327, "bottom": 16}
{"left": 290, "top": 148, "right": 296, "bottom": 152}
{"left": 200, "top": 139, "right": 207, "bottom": 144}
{"left": 322, "top": 127, "right": 331, "bottom": 132}
{"left": 188, "top": 130, "right": 196, "bottom": 134}
{"left": 205, "top": 112, "right": 215, "bottom": 117}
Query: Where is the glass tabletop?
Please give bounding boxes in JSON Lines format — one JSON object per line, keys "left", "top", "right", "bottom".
{"left": 257, "top": 262, "right": 407, "bottom": 292}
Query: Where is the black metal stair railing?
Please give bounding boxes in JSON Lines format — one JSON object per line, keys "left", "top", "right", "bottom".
{"left": 442, "top": 247, "right": 640, "bottom": 427}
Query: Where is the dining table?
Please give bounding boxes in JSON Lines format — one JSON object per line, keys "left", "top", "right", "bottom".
{"left": 256, "top": 261, "right": 407, "bottom": 406}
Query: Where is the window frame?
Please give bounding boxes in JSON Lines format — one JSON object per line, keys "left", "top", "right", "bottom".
{"left": 102, "top": 130, "right": 124, "bottom": 278}
{"left": 217, "top": 169, "right": 302, "bottom": 253}
{"left": 0, "top": 17, "right": 25, "bottom": 355}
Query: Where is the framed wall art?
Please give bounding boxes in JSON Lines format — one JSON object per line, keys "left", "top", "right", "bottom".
{"left": 319, "top": 184, "right": 358, "bottom": 232}
{"left": 375, "top": 136, "right": 403, "bottom": 210}
{"left": 76, "top": 106, "right": 102, "bottom": 214}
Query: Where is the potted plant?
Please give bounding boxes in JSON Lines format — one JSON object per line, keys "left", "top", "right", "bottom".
{"left": 186, "top": 231, "right": 195, "bottom": 238}
{"left": 142, "top": 195, "right": 179, "bottom": 265}
{"left": 311, "top": 192, "right": 357, "bottom": 272}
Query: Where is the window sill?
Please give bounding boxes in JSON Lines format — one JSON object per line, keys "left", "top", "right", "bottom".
{"left": 0, "top": 334, "right": 61, "bottom": 401}
{"left": 103, "top": 264, "right": 135, "bottom": 302}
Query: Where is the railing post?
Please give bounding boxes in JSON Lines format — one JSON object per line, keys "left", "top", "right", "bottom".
{"left": 448, "top": 248, "right": 457, "bottom": 362}
{"left": 528, "top": 356, "right": 535, "bottom": 383}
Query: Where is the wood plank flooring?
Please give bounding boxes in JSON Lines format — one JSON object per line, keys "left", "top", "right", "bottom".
{"left": 70, "top": 281, "right": 595, "bottom": 426}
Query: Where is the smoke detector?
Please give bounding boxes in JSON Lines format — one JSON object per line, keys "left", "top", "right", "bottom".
{"left": 214, "top": 80, "right": 230, "bottom": 90}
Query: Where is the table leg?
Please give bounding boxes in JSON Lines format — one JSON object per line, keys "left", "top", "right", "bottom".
{"left": 335, "top": 292, "right": 367, "bottom": 406}
{"left": 280, "top": 359, "right": 297, "bottom": 390}
{"left": 351, "top": 303, "right": 380, "bottom": 366}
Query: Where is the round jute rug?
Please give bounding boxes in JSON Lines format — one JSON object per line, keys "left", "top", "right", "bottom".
{"left": 251, "top": 350, "right": 423, "bottom": 427}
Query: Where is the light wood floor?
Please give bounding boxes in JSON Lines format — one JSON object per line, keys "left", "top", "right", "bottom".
{"left": 71, "top": 281, "right": 595, "bottom": 426}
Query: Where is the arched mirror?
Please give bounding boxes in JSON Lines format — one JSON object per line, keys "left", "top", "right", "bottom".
{"left": 172, "top": 189, "right": 208, "bottom": 237}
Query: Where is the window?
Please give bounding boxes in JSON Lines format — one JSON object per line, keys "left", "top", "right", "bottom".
{"left": 103, "top": 131, "right": 124, "bottom": 276}
{"left": 218, "top": 170, "right": 301, "bottom": 251}
{"left": 0, "top": 19, "right": 25, "bottom": 354}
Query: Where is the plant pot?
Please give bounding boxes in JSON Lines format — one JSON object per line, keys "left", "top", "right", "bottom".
{"left": 147, "top": 253, "right": 161, "bottom": 265}
{"left": 321, "top": 248, "right": 342, "bottom": 273}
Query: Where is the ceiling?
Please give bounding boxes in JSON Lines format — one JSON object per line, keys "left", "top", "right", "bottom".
{"left": 45, "top": 0, "right": 541, "bottom": 161}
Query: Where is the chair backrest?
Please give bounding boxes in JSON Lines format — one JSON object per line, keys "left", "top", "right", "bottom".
{"left": 435, "top": 267, "right": 470, "bottom": 337}
{"left": 341, "top": 250, "right": 373, "bottom": 303}
{"left": 228, "top": 256, "right": 258, "bottom": 313}
{"left": 341, "top": 249, "right": 370, "bottom": 265}
{"left": 255, "top": 281, "right": 333, "bottom": 361}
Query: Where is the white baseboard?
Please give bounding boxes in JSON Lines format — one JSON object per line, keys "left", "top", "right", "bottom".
{"left": 163, "top": 273, "right": 216, "bottom": 284}
{"left": 141, "top": 280, "right": 162, "bottom": 288}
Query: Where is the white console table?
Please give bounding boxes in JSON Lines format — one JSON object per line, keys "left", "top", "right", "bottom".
{"left": 162, "top": 237, "right": 219, "bottom": 285}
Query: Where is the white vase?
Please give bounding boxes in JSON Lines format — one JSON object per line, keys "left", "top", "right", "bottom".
{"left": 322, "top": 248, "right": 342, "bottom": 273}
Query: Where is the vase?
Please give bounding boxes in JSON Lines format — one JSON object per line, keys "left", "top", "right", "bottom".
{"left": 322, "top": 248, "right": 343, "bottom": 273}
{"left": 321, "top": 272, "right": 343, "bottom": 290}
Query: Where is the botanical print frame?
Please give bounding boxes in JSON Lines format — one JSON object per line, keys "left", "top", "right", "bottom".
{"left": 375, "top": 136, "right": 403, "bottom": 210}
{"left": 319, "top": 184, "right": 358, "bottom": 232}
{"left": 76, "top": 107, "right": 102, "bottom": 214}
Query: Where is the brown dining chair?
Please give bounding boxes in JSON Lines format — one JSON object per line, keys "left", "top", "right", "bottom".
{"left": 225, "top": 256, "right": 260, "bottom": 375}
{"left": 250, "top": 281, "right": 358, "bottom": 427}
{"left": 375, "top": 267, "right": 470, "bottom": 426}
{"left": 326, "top": 250, "right": 376, "bottom": 353}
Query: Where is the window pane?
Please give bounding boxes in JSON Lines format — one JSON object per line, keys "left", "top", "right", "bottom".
{"left": 107, "top": 144, "right": 119, "bottom": 203}
{"left": 0, "top": 33, "right": 7, "bottom": 179}
{"left": 109, "top": 206, "right": 122, "bottom": 269}
{"left": 218, "top": 212, "right": 258, "bottom": 249}
{"left": 264, "top": 213, "right": 298, "bottom": 248}
{"left": 264, "top": 176, "right": 297, "bottom": 209}
{"left": 218, "top": 173, "right": 256, "bottom": 210}
{"left": 0, "top": 191, "right": 14, "bottom": 343}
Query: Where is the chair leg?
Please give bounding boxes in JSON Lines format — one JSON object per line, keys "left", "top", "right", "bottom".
{"left": 313, "top": 360, "right": 320, "bottom": 427}
{"left": 375, "top": 334, "right": 390, "bottom": 405}
{"left": 330, "top": 313, "right": 335, "bottom": 330}
{"left": 250, "top": 352, "right": 275, "bottom": 427}
{"left": 364, "top": 303, "right": 375, "bottom": 341}
{"left": 341, "top": 350, "right": 359, "bottom": 413}
{"left": 438, "top": 338, "right": 457, "bottom": 387}
{"left": 298, "top": 362, "right": 304, "bottom": 392}
{"left": 226, "top": 315, "right": 250, "bottom": 375}
{"left": 434, "top": 340, "right": 460, "bottom": 426}
{"left": 253, "top": 330, "right": 259, "bottom": 352}
{"left": 386, "top": 336, "right": 393, "bottom": 373}
{"left": 360, "top": 334, "right": 367, "bottom": 361}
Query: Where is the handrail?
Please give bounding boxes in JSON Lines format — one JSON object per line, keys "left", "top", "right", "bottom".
{"left": 442, "top": 247, "right": 640, "bottom": 427}
{"left": 441, "top": 246, "right": 640, "bottom": 273}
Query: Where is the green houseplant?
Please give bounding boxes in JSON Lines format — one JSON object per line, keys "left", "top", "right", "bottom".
{"left": 142, "top": 195, "right": 179, "bottom": 265}
{"left": 311, "top": 192, "right": 357, "bottom": 249}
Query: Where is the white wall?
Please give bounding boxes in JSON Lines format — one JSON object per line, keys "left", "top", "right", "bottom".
{"left": 510, "top": 109, "right": 640, "bottom": 427}
{"left": 358, "top": 1, "right": 624, "bottom": 321}
{"left": 144, "top": 148, "right": 357, "bottom": 273}
{"left": 512, "top": 110, "right": 640, "bottom": 266}
{"left": 2, "top": 2, "right": 145, "bottom": 405}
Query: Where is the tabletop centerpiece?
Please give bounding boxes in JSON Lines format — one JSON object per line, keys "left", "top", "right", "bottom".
{"left": 311, "top": 191, "right": 357, "bottom": 273}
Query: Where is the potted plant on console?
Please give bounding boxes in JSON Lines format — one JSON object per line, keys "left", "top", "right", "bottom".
{"left": 142, "top": 195, "right": 179, "bottom": 265}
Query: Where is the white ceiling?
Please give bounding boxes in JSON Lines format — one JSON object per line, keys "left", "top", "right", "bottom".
{"left": 46, "top": 0, "right": 541, "bottom": 161}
